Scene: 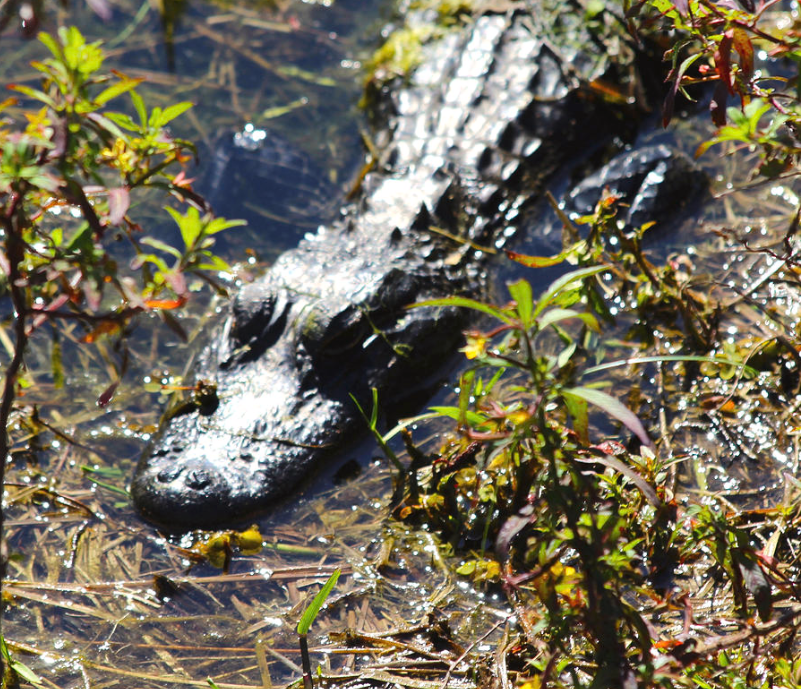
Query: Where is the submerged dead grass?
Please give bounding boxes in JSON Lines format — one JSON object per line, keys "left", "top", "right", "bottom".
{"left": 2, "top": 419, "right": 500, "bottom": 688}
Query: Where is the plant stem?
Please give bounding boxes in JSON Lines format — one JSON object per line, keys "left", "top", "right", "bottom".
{"left": 298, "top": 634, "right": 313, "bottom": 689}
{"left": 0, "top": 191, "right": 31, "bottom": 681}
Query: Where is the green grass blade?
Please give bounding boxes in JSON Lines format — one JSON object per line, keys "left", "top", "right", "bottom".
{"left": 297, "top": 569, "right": 340, "bottom": 636}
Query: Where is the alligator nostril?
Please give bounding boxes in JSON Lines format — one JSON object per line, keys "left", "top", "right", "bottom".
{"left": 185, "top": 469, "right": 212, "bottom": 490}
{"left": 157, "top": 466, "right": 183, "bottom": 482}
{"left": 239, "top": 452, "right": 253, "bottom": 462}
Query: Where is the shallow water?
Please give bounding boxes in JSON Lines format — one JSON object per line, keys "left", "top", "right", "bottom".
{"left": 3, "top": 2, "right": 801, "bottom": 687}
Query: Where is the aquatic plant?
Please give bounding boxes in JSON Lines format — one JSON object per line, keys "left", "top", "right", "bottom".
{"left": 0, "top": 26, "right": 240, "bottom": 679}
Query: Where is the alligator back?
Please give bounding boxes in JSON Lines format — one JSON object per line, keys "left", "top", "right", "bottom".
{"left": 132, "top": 8, "right": 635, "bottom": 528}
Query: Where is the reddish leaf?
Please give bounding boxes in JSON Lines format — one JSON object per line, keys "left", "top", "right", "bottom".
{"left": 662, "top": 72, "right": 678, "bottom": 128}
{"left": 495, "top": 504, "right": 536, "bottom": 557}
{"left": 593, "top": 440, "right": 627, "bottom": 456}
{"left": 83, "top": 280, "right": 102, "bottom": 311}
{"left": 714, "top": 30, "right": 734, "bottom": 95}
{"left": 144, "top": 296, "right": 187, "bottom": 310}
{"left": 710, "top": 81, "right": 730, "bottom": 127}
{"left": 107, "top": 187, "right": 130, "bottom": 225}
{"left": 562, "top": 386, "right": 654, "bottom": 450}
{"left": 82, "top": 320, "right": 121, "bottom": 343}
{"left": 28, "top": 293, "right": 71, "bottom": 334}
{"left": 84, "top": 0, "right": 112, "bottom": 20}
{"left": 159, "top": 311, "right": 188, "bottom": 342}
{"left": 732, "top": 548, "right": 772, "bottom": 622}
{"left": 97, "top": 380, "right": 119, "bottom": 407}
{"left": 506, "top": 249, "right": 566, "bottom": 269}
{"left": 575, "top": 453, "right": 661, "bottom": 508}
{"left": 732, "top": 28, "right": 754, "bottom": 83}
{"left": 163, "top": 270, "right": 187, "bottom": 297}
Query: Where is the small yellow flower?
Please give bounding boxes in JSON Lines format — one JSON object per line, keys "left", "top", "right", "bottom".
{"left": 233, "top": 524, "right": 263, "bottom": 555}
{"left": 519, "top": 680, "right": 542, "bottom": 689}
{"left": 461, "top": 332, "right": 487, "bottom": 359}
{"left": 99, "top": 137, "right": 136, "bottom": 172}
{"left": 507, "top": 409, "right": 529, "bottom": 426}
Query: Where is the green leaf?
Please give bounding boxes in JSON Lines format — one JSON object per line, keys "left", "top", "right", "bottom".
{"left": 160, "top": 100, "right": 193, "bottom": 125}
{"left": 7, "top": 84, "right": 56, "bottom": 109}
{"left": 149, "top": 101, "right": 193, "bottom": 128}
{"left": 94, "top": 76, "right": 145, "bottom": 106}
{"left": 51, "top": 332, "right": 64, "bottom": 389}
{"left": 561, "top": 386, "right": 653, "bottom": 449}
{"left": 164, "top": 206, "right": 201, "bottom": 249}
{"left": 104, "top": 111, "right": 140, "bottom": 132}
{"left": 351, "top": 390, "right": 403, "bottom": 472}
{"left": 507, "top": 279, "right": 533, "bottom": 328}
{"left": 129, "top": 89, "right": 147, "bottom": 128}
{"left": 60, "top": 26, "right": 103, "bottom": 74}
{"left": 562, "top": 390, "right": 589, "bottom": 444}
{"left": 582, "top": 354, "right": 757, "bottom": 378}
{"left": 430, "top": 405, "right": 487, "bottom": 427}
{"left": 275, "top": 65, "right": 337, "bottom": 87}
{"left": 458, "top": 369, "right": 475, "bottom": 428}
{"left": 556, "top": 341, "right": 576, "bottom": 370}
{"left": 537, "top": 307, "right": 599, "bottom": 333}
{"left": 412, "top": 296, "right": 514, "bottom": 324}
{"left": 259, "top": 98, "right": 309, "bottom": 120}
{"left": 196, "top": 255, "right": 233, "bottom": 272}
{"left": 297, "top": 569, "right": 340, "bottom": 636}
{"left": 1, "top": 635, "right": 44, "bottom": 687}
{"left": 65, "top": 223, "right": 94, "bottom": 253}
{"left": 140, "top": 236, "right": 183, "bottom": 259}
{"left": 204, "top": 217, "right": 246, "bottom": 235}
{"left": 37, "top": 32, "right": 63, "bottom": 61}
{"left": 534, "top": 264, "right": 609, "bottom": 317}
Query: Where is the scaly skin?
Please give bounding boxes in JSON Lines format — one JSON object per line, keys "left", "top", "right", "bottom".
{"left": 131, "top": 9, "right": 633, "bottom": 528}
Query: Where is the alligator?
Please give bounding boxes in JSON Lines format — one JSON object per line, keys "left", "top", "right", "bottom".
{"left": 131, "top": 5, "right": 665, "bottom": 528}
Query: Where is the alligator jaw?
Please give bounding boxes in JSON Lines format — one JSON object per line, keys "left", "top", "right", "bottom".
{"left": 132, "top": 389, "right": 347, "bottom": 528}
{"left": 132, "top": 258, "right": 466, "bottom": 528}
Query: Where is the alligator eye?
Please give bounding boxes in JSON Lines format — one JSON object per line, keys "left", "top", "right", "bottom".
{"left": 299, "top": 305, "right": 369, "bottom": 358}
{"left": 232, "top": 290, "right": 276, "bottom": 346}
{"left": 229, "top": 285, "right": 291, "bottom": 364}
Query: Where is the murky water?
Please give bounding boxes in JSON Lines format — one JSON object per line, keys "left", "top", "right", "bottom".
{"left": 3, "top": 1, "right": 801, "bottom": 686}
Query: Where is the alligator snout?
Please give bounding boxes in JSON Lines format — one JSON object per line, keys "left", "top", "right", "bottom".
{"left": 132, "top": 453, "right": 243, "bottom": 529}
{"left": 132, "top": 445, "right": 291, "bottom": 529}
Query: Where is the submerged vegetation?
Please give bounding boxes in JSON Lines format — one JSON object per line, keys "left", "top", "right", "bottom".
{"left": 3, "top": 0, "right": 801, "bottom": 689}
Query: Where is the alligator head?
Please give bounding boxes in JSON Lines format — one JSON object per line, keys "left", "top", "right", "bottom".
{"left": 131, "top": 208, "right": 471, "bottom": 527}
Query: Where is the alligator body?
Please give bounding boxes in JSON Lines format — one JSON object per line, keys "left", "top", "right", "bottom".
{"left": 132, "top": 8, "right": 638, "bottom": 528}
{"left": 563, "top": 144, "right": 708, "bottom": 231}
